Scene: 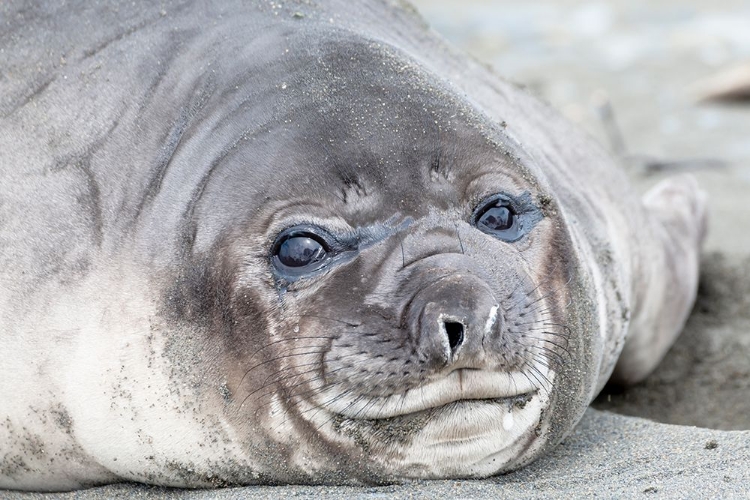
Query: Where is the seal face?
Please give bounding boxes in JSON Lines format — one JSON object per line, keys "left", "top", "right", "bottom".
{"left": 0, "top": 0, "right": 705, "bottom": 491}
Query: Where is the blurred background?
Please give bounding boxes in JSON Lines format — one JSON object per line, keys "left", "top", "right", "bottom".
{"left": 410, "top": 0, "right": 750, "bottom": 430}
{"left": 411, "top": 0, "right": 750, "bottom": 255}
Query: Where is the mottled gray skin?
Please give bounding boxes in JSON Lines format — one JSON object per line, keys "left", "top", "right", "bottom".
{"left": 0, "top": 0, "right": 704, "bottom": 492}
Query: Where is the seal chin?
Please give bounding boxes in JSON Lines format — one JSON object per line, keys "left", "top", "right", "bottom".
{"left": 314, "top": 364, "right": 554, "bottom": 479}
{"left": 398, "top": 391, "right": 549, "bottom": 478}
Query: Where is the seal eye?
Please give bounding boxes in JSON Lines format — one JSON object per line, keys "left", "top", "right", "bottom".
{"left": 472, "top": 195, "right": 525, "bottom": 242}
{"left": 274, "top": 233, "right": 328, "bottom": 272}
{"left": 478, "top": 205, "right": 514, "bottom": 232}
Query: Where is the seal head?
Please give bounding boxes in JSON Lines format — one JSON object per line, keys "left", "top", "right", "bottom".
{"left": 148, "top": 32, "right": 590, "bottom": 483}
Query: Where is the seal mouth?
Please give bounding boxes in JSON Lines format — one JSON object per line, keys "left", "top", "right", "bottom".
{"left": 320, "top": 368, "right": 543, "bottom": 420}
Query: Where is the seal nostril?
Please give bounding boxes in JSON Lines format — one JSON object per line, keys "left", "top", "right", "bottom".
{"left": 444, "top": 321, "right": 465, "bottom": 353}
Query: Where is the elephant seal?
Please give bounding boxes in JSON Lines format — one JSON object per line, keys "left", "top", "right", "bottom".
{"left": 0, "top": 0, "right": 705, "bottom": 491}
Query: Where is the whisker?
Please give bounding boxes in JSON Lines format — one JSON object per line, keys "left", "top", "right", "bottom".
{"left": 238, "top": 336, "right": 336, "bottom": 378}
{"left": 291, "top": 314, "right": 361, "bottom": 328}
{"left": 524, "top": 362, "right": 552, "bottom": 397}
{"left": 520, "top": 335, "right": 571, "bottom": 354}
{"left": 520, "top": 343, "right": 567, "bottom": 367}
{"left": 454, "top": 222, "right": 465, "bottom": 255}
{"left": 238, "top": 368, "right": 324, "bottom": 410}
{"left": 238, "top": 349, "right": 330, "bottom": 389}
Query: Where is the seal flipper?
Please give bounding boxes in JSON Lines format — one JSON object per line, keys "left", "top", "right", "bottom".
{"left": 611, "top": 174, "right": 707, "bottom": 385}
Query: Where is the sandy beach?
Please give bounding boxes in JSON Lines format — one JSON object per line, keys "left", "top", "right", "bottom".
{"left": 4, "top": 0, "right": 750, "bottom": 497}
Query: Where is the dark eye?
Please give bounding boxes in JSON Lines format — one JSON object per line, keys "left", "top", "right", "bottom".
{"left": 479, "top": 205, "right": 514, "bottom": 231}
{"left": 272, "top": 230, "right": 330, "bottom": 275}
{"left": 472, "top": 195, "right": 524, "bottom": 242}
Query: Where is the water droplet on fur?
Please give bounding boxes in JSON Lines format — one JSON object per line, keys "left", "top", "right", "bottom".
{"left": 503, "top": 411, "right": 515, "bottom": 431}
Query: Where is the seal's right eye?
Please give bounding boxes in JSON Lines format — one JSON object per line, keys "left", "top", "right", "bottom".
{"left": 272, "top": 229, "right": 330, "bottom": 275}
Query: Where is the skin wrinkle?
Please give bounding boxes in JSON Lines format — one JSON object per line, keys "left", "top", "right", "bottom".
{"left": 114, "top": 33, "right": 202, "bottom": 248}
{"left": 2, "top": 76, "right": 57, "bottom": 118}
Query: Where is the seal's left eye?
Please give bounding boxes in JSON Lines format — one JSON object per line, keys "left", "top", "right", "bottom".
{"left": 472, "top": 195, "right": 524, "bottom": 242}
{"left": 478, "top": 204, "right": 514, "bottom": 232}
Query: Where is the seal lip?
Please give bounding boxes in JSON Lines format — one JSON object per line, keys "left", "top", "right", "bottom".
{"left": 319, "top": 368, "right": 546, "bottom": 420}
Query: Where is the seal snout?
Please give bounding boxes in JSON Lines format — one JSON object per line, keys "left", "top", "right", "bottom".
{"left": 414, "top": 274, "right": 502, "bottom": 369}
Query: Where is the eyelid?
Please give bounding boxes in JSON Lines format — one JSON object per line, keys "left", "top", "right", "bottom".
{"left": 272, "top": 225, "right": 336, "bottom": 253}
{"left": 273, "top": 229, "right": 331, "bottom": 254}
